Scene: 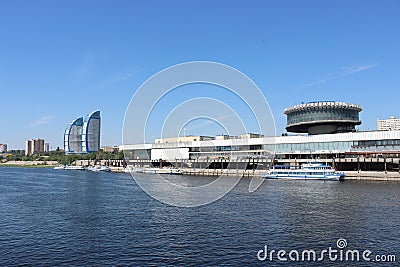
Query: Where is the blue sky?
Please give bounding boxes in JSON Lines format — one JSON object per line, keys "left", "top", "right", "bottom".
{"left": 1, "top": 0, "right": 399, "bottom": 149}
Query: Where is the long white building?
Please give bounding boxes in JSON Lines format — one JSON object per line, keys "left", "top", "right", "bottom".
{"left": 121, "top": 101, "right": 400, "bottom": 162}
{"left": 120, "top": 130, "right": 400, "bottom": 161}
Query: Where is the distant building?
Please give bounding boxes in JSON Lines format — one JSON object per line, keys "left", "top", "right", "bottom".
{"left": 215, "top": 135, "right": 238, "bottom": 140}
{"left": 0, "top": 143, "right": 7, "bottom": 153}
{"left": 154, "top": 136, "right": 214, "bottom": 144}
{"left": 64, "top": 117, "right": 84, "bottom": 154}
{"left": 82, "top": 111, "right": 101, "bottom": 153}
{"left": 25, "top": 139, "right": 44, "bottom": 156}
{"left": 240, "top": 133, "right": 264, "bottom": 139}
{"left": 64, "top": 111, "right": 101, "bottom": 154}
{"left": 378, "top": 116, "right": 400, "bottom": 131}
{"left": 101, "top": 146, "right": 119, "bottom": 153}
{"left": 44, "top": 143, "right": 50, "bottom": 152}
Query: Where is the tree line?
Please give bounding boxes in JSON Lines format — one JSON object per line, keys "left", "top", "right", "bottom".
{"left": 3, "top": 149, "right": 125, "bottom": 165}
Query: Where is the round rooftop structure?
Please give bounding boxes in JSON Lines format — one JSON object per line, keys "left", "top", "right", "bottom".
{"left": 284, "top": 101, "right": 362, "bottom": 134}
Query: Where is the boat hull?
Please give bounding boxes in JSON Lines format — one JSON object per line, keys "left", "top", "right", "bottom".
{"left": 88, "top": 166, "right": 111, "bottom": 172}
{"left": 260, "top": 162, "right": 345, "bottom": 181}
{"left": 53, "top": 166, "right": 65, "bottom": 170}
{"left": 143, "top": 168, "right": 183, "bottom": 175}
{"left": 55, "top": 165, "right": 86, "bottom": 170}
{"left": 124, "top": 167, "right": 144, "bottom": 173}
{"left": 260, "top": 173, "right": 344, "bottom": 181}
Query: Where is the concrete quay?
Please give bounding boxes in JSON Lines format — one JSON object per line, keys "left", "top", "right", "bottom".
{"left": 119, "top": 167, "right": 400, "bottom": 181}
{"left": 180, "top": 168, "right": 262, "bottom": 177}
{"left": 343, "top": 171, "right": 400, "bottom": 181}
{"left": 76, "top": 159, "right": 400, "bottom": 181}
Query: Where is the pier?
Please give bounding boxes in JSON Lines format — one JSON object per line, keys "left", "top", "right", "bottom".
{"left": 72, "top": 157, "right": 400, "bottom": 180}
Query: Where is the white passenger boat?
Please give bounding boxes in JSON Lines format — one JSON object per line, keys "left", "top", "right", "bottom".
{"left": 124, "top": 166, "right": 144, "bottom": 173}
{"left": 88, "top": 165, "right": 111, "bottom": 172}
{"left": 54, "top": 165, "right": 85, "bottom": 170}
{"left": 65, "top": 165, "right": 86, "bottom": 170}
{"left": 143, "top": 167, "right": 183, "bottom": 175}
{"left": 53, "top": 165, "right": 65, "bottom": 170}
{"left": 260, "top": 162, "right": 345, "bottom": 181}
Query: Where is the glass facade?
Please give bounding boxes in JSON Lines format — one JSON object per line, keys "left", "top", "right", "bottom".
{"left": 64, "top": 117, "right": 83, "bottom": 154}
{"left": 264, "top": 141, "right": 352, "bottom": 154}
{"left": 82, "top": 111, "right": 101, "bottom": 153}
{"left": 122, "top": 131, "right": 400, "bottom": 161}
{"left": 64, "top": 111, "right": 100, "bottom": 154}
{"left": 351, "top": 139, "right": 400, "bottom": 152}
{"left": 284, "top": 102, "right": 362, "bottom": 133}
{"left": 286, "top": 108, "right": 360, "bottom": 126}
{"left": 124, "top": 149, "right": 152, "bottom": 160}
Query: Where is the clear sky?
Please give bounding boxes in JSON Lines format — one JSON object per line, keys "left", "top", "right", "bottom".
{"left": 1, "top": 0, "right": 399, "bottom": 149}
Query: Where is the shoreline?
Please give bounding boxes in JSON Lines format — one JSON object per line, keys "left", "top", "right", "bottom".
{"left": 0, "top": 160, "right": 58, "bottom": 168}
{"left": 2, "top": 163, "right": 400, "bottom": 181}
{"left": 0, "top": 164, "right": 55, "bottom": 168}
{"left": 120, "top": 167, "right": 400, "bottom": 181}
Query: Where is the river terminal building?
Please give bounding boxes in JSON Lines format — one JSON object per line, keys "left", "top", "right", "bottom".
{"left": 120, "top": 102, "right": 400, "bottom": 166}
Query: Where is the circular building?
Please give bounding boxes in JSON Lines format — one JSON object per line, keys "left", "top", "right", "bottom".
{"left": 284, "top": 101, "right": 362, "bottom": 134}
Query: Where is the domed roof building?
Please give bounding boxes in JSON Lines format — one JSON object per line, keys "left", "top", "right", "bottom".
{"left": 284, "top": 101, "right": 362, "bottom": 134}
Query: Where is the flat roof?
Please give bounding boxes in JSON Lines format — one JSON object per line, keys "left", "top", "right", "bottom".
{"left": 120, "top": 130, "right": 400, "bottom": 150}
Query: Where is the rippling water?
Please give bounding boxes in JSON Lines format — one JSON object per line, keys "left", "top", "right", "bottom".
{"left": 0, "top": 167, "right": 399, "bottom": 266}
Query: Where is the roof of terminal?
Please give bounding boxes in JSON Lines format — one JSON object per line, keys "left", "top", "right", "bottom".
{"left": 284, "top": 101, "right": 362, "bottom": 114}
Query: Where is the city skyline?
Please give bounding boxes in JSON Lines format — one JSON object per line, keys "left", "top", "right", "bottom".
{"left": 1, "top": 0, "right": 399, "bottom": 149}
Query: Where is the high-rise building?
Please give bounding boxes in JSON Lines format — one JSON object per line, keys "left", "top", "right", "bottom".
{"left": 0, "top": 143, "right": 7, "bottom": 153}
{"left": 64, "top": 111, "right": 101, "bottom": 154}
{"left": 25, "top": 139, "right": 45, "bottom": 156}
{"left": 44, "top": 143, "right": 50, "bottom": 152}
{"left": 64, "top": 117, "right": 83, "bottom": 154}
{"left": 82, "top": 111, "right": 101, "bottom": 153}
{"left": 378, "top": 116, "right": 400, "bottom": 131}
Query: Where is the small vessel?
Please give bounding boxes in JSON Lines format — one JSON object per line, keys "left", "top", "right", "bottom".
{"left": 124, "top": 166, "right": 144, "bottom": 173}
{"left": 88, "top": 165, "right": 111, "bottom": 172}
{"left": 143, "top": 167, "right": 183, "bottom": 175}
{"left": 53, "top": 165, "right": 65, "bottom": 170}
{"left": 54, "top": 165, "right": 85, "bottom": 170}
{"left": 260, "top": 162, "right": 345, "bottom": 181}
{"left": 65, "top": 165, "right": 86, "bottom": 170}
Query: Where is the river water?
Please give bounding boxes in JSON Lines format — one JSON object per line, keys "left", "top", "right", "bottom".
{"left": 0, "top": 167, "right": 398, "bottom": 266}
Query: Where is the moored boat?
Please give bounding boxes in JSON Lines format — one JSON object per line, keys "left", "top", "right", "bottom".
{"left": 54, "top": 165, "right": 85, "bottom": 170}
{"left": 88, "top": 165, "right": 111, "bottom": 172}
{"left": 260, "top": 162, "right": 345, "bottom": 181}
{"left": 124, "top": 166, "right": 144, "bottom": 173}
{"left": 53, "top": 165, "right": 65, "bottom": 170}
{"left": 143, "top": 167, "right": 182, "bottom": 175}
{"left": 65, "top": 165, "right": 86, "bottom": 170}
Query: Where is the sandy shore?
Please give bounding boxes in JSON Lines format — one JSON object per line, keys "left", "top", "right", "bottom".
{"left": 0, "top": 161, "right": 59, "bottom": 167}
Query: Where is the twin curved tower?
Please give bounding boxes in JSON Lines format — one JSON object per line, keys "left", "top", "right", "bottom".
{"left": 64, "top": 111, "right": 101, "bottom": 154}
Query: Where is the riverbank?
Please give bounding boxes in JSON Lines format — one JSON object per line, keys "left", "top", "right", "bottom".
{"left": 0, "top": 161, "right": 59, "bottom": 168}
{"left": 3, "top": 163, "right": 400, "bottom": 181}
